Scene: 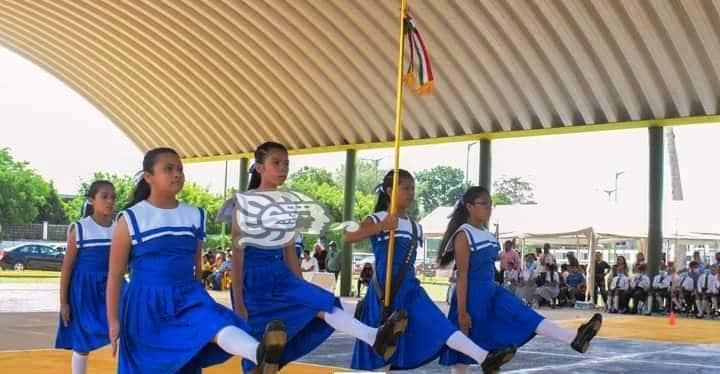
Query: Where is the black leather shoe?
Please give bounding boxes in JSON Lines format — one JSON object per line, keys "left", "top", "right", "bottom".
{"left": 253, "top": 320, "right": 287, "bottom": 374}
{"left": 481, "top": 346, "right": 517, "bottom": 374}
{"left": 372, "top": 309, "right": 409, "bottom": 361}
{"left": 571, "top": 313, "right": 602, "bottom": 353}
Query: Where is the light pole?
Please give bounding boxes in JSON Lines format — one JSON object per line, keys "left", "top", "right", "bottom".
{"left": 614, "top": 171, "right": 624, "bottom": 202}
{"left": 361, "top": 157, "right": 384, "bottom": 185}
{"left": 466, "top": 141, "right": 479, "bottom": 183}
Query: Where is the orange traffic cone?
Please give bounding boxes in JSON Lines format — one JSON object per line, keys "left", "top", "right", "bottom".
{"left": 668, "top": 311, "right": 677, "bottom": 326}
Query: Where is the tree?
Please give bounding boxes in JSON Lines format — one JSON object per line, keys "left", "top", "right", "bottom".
{"left": 0, "top": 148, "right": 54, "bottom": 225}
{"left": 493, "top": 176, "right": 536, "bottom": 205}
{"left": 36, "top": 182, "right": 68, "bottom": 224}
{"left": 415, "top": 166, "right": 468, "bottom": 217}
{"left": 335, "top": 159, "right": 387, "bottom": 195}
{"left": 177, "top": 182, "right": 224, "bottom": 235}
{"left": 288, "top": 167, "right": 336, "bottom": 188}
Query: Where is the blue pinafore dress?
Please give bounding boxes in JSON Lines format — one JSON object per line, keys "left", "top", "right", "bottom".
{"left": 55, "top": 216, "right": 115, "bottom": 352}
{"left": 440, "top": 224, "right": 543, "bottom": 366}
{"left": 118, "top": 201, "right": 251, "bottom": 373}
{"left": 352, "top": 212, "right": 457, "bottom": 370}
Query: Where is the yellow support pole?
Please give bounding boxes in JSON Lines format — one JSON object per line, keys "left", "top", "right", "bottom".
{"left": 385, "top": 0, "right": 408, "bottom": 309}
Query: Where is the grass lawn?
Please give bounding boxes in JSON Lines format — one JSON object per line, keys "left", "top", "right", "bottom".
{"left": 0, "top": 269, "right": 60, "bottom": 283}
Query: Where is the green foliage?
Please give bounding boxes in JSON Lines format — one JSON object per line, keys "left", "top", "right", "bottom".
{"left": 206, "top": 234, "right": 231, "bottom": 250}
{"left": 177, "top": 182, "right": 225, "bottom": 235}
{"left": 36, "top": 183, "right": 68, "bottom": 224}
{"left": 492, "top": 192, "right": 513, "bottom": 206}
{"left": 0, "top": 148, "right": 57, "bottom": 225}
{"left": 335, "top": 159, "right": 387, "bottom": 195}
{"left": 415, "top": 166, "right": 468, "bottom": 217}
{"left": 493, "top": 176, "right": 536, "bottom": 205}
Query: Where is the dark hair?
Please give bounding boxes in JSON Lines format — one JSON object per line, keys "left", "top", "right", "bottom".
{"left": 248, "top": 142, "right": 288, "bottom": 190}
{"left": 503, "top": 240, "right": 513, "bottom": 250}
{"left": 373, "top": 169, "right": 415, "bottom": 212}
{"left": 436, "top": 186, "right": 491, "bottom": 267}
{"left": 125, "top": 147, "right": 179, "bottom": 209}
{"left": 689, "top": 261, "right": 699, "bottom": 268}
{"left": 543, "top": 243, "right": 551, "bottom": 251}
{"left": 83, "top": 180, "right": 114, "bottom": 217}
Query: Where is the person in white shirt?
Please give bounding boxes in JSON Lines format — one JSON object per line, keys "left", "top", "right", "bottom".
{"left": 516, "top": 254, "right": 537, "bottom": 305}
{"left": 608, "top": 268, "right": 630, "bottom": 314}
{"left": 535, "top": 264, "right": 561, "bottom": 309}
{"left": 503, "top": 264, "right": 519, "bottom": 295}
{"left": 628, "top": 264, "right": 650, "bottom": 314}
{"left": 646, "top": 270, "right": 671, "bottom": 315}
{"left": 540, "top": 243, "right": 556, "bottom": 272}
{"left": 300, "top": 249, "right": 319, "bottom": 273}
{"left": 696, "top": 264, "right": 719, "bottom": 318}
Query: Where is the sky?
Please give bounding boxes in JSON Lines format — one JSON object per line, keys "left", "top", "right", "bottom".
{"left": 2, "top": 46, "right": 719, "bottom": 214}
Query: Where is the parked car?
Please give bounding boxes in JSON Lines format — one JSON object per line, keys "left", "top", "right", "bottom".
{"left": 0, "top": 244, "right": 64, "bottom": 271}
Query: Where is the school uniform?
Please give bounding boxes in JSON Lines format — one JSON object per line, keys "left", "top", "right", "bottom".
{"left": 647, "top": 273, "right": 671, "bottom": 314}
{"left": 352, "top": 212, "right": 457, "bottom": 370}
{"left": 628, "top": 273, "right": 650, "bottom": 314}
{"left": 608, "top": 274, "right": 630, "bottom": 313}
{"left": 118, "top": 201, "right": 250, "bottom": 373}
{"left": 55, "top": 216, "right": 116, "bottom": 352}
{"left": 439, "top": 224, "right": 543, "bottom": 367}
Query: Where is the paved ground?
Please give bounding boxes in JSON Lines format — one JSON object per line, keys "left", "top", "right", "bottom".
{"left": 2, "top": 282, "right": 719, "bottom": 373}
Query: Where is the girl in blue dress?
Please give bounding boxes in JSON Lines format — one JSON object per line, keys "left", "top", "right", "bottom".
{"left": 438, "top": 186, "right": 603, "bottom": 373}
{"left": 56, "top": 180, "right": 116, "bottom": 374}
{"left": 346, "top": 170, "right": 516, "bottom": 373}
{"left": 106, "top": 147, "right": 286, "bottom": 374}
{"left": 230, "top": 141, "right": 409, "bottom": 373}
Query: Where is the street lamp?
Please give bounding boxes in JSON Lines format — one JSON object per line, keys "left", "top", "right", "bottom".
{"left": 361, "top": 157, "right": 384, "bottom": 185}
{"left": 466, "top": 141, "right": 480, "bottom": 184}
{"left": 614, "top": 171, "right": 624, "bottom": 202}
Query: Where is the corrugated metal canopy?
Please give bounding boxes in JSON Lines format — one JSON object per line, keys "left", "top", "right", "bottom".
{"left": 1, "top": 0, "right": 719, "bottom": 160}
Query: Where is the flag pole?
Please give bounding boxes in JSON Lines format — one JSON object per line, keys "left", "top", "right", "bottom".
{"left": 384, "top": 0, "right": 408, "bottom": 310}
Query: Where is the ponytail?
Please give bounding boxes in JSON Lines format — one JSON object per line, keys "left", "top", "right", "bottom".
{"left": 125, "top": 178, "right": 151, "bottom": 209}
{"left": 81, "top": 200, "right": 93, "bottom": 218}
{"left": 247, "top": 164, "right": 261, "bottom": 190}
{"left": 248, "top": 141, "right": 288, "bottom": 190}
{"left": 125, "top": 147, "right": 178, "bottom": 209}
{"left": 436, "top": 186, "right": 490, "bottom": 267}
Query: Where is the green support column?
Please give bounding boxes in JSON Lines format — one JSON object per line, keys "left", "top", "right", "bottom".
{"left": 479, "top": 139, "right": 492, "bottom": 192}
{"left": 647, "top": 127, "right": 663, "bottom": 277}
{"left": 340, "top": 149, "right": 357, "bottom": 297}
{"left": 239, "top": 157, "right": 249, "bottom": 192}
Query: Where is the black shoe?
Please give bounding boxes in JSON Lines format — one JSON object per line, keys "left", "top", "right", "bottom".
{"left": 571, "top": 313, "right": 602, "bottom": 353}
{"left": 481, "top": 346, "right": 517, "bottom": 374}
{"left": 253, "top": 320, "right": 287, "bottom": 374}
{"left": 372, "top": 309, "right": 409, "bottom": 361}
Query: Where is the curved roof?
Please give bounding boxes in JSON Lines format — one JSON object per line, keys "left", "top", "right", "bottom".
{"left": 1, "top": 1, "right": 719, "bottom": 160}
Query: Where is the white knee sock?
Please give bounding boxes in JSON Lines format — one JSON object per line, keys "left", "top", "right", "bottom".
{"left": 451, "top": 364, "right": 470, "bottom": 374}
{"left": 374, "top": 364, "right": 392, "bottom": 372}
{"left": 446, "top": 331, "right": 488, "bottom": 364}
{"left": 646, "top": 295, "right": 653, "bottom": 313}
{"left": 323, "top": 307, "right": 377, "bottom": 346}
{"left": 216, "top": 326, "right": 259, "bottom": 364}
{"left": 712, "top": 296, "right": 718, "bottom": 310}
{"left": 613, "top": 295, "right": 619, "bottom": 311}
{"left": 696, "top": 299, "right": 704, "bottom": 315}
{"left": 535, "top": 318, "right": 574, "bottom": 344}
{"left": 71, "top": 352, "right": 88, "bottom": 374}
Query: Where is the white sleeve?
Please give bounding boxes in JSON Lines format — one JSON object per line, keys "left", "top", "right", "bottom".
{"left": 312, "top": 258, "right": 319, "bottom": 272}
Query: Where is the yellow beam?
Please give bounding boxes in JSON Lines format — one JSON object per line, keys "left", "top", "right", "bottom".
{"left": 183, "top": 115, "right": 720, "bottom": 163}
